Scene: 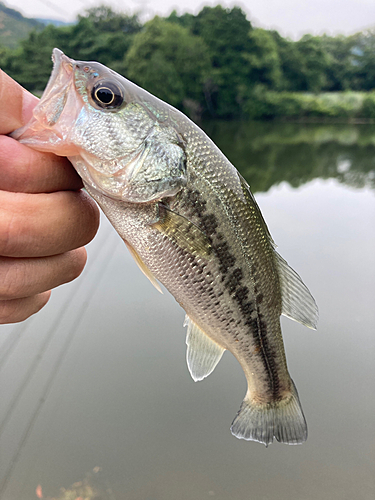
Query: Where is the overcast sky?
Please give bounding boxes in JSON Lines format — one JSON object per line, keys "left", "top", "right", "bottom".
{"left": 5, "top": 0, "right": 375, "bottom": 39}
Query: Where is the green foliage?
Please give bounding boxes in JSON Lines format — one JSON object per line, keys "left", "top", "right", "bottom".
{"left": 187, "top": 5, "right": 253, "bottom": 117}
{"left": 350, "top": 29, "right": 375, "bottom": 91}
{"left": 202, "top": 120, "right": 375, "bottom": 192}
{"left": 0, "top": 44, "right": 10, "bottom": 67}
{"left": 361, "top": 93, "right": 375, "bottom": 118}
{"left": 4, "top": 25, "right": 60, "bottom": 90}
{"left": 294, "top": 35, "right": 330, "bottom": 92}
{"left": 123, "top": 17, "right": 211, "bottom": 113}
{"left": 318, "top": 34, "right": 357, "bottom": 91}
{"left": 243, "top": 89, "right": 369, "bottom": 120}
{"left": 79, "top": 5, "right": 141, "bottom": 33}
{"left": 3, "top": 3, "right": 375, "bottom": 120}
{"left": 2, "top": 6, "right": 141, "bottom": 91}
{"left": 244, "top": 29, "right": 282, "bottom": 89}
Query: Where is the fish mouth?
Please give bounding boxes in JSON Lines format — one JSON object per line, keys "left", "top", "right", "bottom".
{"left": 11, "top": 48, "right": 82, "bottom": 156}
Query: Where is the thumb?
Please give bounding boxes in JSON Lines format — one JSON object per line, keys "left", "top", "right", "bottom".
{"left": 0, "top": 70, "right": 38, "bottom": 135}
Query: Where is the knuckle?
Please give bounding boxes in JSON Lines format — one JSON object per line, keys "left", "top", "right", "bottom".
{"left": 0, "top": 194, "right": 27, "bottom": 257}
{"left": 0, "top": 212, "right": 15, "bottom": 256}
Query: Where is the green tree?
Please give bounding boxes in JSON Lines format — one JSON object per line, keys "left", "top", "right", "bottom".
{"left": 3, "top": 6, "right": 141, "bottom": 92}
{"left": 123, "top": 17, "right": 211, "bottom": 114}
{"left": 350, "top": 30, "right": 375, "bottom": 90}
{"left": 244, "top": 28, "right": 282, "bottom": 89}
{"left": 270, "top": 31, "right": 305, "bottom": 91}
{"left": 295, "top": 35, "right": 330, "bottom": 92}
{"left": 271, "top": 33, "right": 332, "bottom": 92}
{"left": 319, "top": 34, "right": 357, "bottom": 91}
{"left": 4, "top": 24, "right": 65, "bottom": 90}
{"left": 189, "top": 5, "right": 252, "bottom": 117}
{"left": 0, "top": 45, "right": 10, "bottom": 68}
{"left": 70, "top": 6, "right": 141, "bottom": 65}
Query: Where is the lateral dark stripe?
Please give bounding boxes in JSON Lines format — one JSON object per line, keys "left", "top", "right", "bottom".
{"left": 173, "top": 187, "right": 281, "bottom": 397}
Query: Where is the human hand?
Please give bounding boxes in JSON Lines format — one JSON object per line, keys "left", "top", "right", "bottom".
{"left": 0, "top": 71, "right": 100, "bottom": 324}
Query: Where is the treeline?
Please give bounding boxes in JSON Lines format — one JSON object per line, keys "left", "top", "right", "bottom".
{"left": 1, "top": 4, "right": 375, "bottom": 120}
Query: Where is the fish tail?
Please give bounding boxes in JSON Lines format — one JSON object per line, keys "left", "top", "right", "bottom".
{"left": 230, "top": 381, "right": 307, "bottom": 446}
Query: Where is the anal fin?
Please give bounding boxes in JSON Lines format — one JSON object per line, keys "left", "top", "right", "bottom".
{"left": 184, "top": 315, "right": 225, "bottom": 382}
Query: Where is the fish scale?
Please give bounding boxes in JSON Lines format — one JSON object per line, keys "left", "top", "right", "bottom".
{"left": 12, "top": 48, "right": 318, "bottom": 446}
{"left": 173, "top": 175, "right": 287, "bottom": 397}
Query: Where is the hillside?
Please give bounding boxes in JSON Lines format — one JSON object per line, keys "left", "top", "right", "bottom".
{"left": 0, "top": 2, "right": 43, "bottom": 49}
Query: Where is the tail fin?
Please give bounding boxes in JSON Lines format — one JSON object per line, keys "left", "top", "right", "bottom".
{"left": 230, "top": 381, "right": 307, "bottom": 446}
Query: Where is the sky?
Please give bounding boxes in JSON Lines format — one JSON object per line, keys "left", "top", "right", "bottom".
{"left": 4, "top": 0, "right": 375, "bottom": 39}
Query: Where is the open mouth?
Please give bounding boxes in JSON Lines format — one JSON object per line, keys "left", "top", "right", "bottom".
{"left": 11, "top": 49, "right": 82, "bottom": 156}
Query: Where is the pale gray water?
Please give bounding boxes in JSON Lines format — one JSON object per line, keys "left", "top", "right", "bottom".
{"left": 0, "top": 122, "right": 374, "bottom": 500}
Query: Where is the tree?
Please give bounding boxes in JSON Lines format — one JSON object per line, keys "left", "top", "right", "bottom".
{"left": 79, "top": 5, "right": 141, "bottom": 33}
{"left": 123, "top": 17, "right": 211, "bottom": 114}
{"left": 4, "top": 24, "right": 65, "bottom": 91}
{"left": 350, "top": 30, "right": 375, "bottom": 90}
{"left": 2, "top": 6, "right": 142, "bottom": 92}
{"left": 270, "top": 31, "right": 305, "bottom": 91}
{"left": 65, "top": 7, "right": 141, "bottom": 66}
{"left": 294, "top": 35, "right": 330, "bottom": 92}
{"left": 244, "top": 28, "right": 282, "bottom": 89}
{"left": 191, "top": 6, "right": 252, "bottom": 117}
{"left": 319, "top": 34, "right": 357, "bottom": 91}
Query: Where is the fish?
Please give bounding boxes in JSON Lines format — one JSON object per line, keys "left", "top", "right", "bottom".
{"left": 12, "top": 49, "right": 318, "bottom": 446}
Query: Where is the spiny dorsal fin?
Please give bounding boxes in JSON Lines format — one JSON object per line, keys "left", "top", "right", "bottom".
{"left": 124, "top": 240, "right": 163, "bottom": 294}
{"left": 184, "top": 315, "right": 225, "bottom": 382}
{"left": 275, "top": 252, "right": 318, "bottom": 330}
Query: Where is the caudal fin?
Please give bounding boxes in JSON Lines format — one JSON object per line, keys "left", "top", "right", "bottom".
{"left": 230, "top": 381, "right": 307, "bottom": 446}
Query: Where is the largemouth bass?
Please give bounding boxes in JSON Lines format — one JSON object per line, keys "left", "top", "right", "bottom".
{"left": 13, "top": 49, "right": 318, "bottom": 446}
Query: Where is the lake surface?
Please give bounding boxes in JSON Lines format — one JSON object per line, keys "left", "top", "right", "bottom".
{"left": 0, "top": 122, "right": 374, "bottom": 500}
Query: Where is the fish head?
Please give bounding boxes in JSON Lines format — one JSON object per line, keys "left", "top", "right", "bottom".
{"left": 13, "top": 49, "right": 187, "bottom": 203}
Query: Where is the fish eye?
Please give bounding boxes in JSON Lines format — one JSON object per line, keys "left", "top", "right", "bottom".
{"left": 91, "top": 80, "right": 124, "bottom": 109}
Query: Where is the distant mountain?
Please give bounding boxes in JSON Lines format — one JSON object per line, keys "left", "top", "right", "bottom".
{"left": 36, "top": 18, "right": 72, "bottom": 27}
{"left": 0, "top": 2, "right": 43, "bottom": 49}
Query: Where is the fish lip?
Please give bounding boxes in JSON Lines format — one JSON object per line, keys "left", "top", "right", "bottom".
{"left": 42, "top": 48, "right": 74, "bottom": 100}
{"left": 11, "top": 49, "right": 81, "bottom": 154}
{"left": 30, "top": 49, "right": 76, "bottom": 132}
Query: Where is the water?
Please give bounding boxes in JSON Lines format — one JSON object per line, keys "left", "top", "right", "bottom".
{"left": 0, "top": 122, "right": 374, "bottom": 500}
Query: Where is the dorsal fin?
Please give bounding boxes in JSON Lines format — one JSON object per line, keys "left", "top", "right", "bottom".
{"left": 275, "top": 252, "right": 318, "bottom": 330}
{"left": 184, "top": 315, "right": 225, "bottom": 382}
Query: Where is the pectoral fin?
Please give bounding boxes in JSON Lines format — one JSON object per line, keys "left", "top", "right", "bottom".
{"left": 124, "top": 240, "right": 163, "bottom": 294}
{"left": 153, "top": 205, "right": 212, "bottom": 258}
{"left": 275, "top": 252, "right": 318, "bottom": 330}
{"left": 184, "top": 315, "right": 225, "bottom": 382}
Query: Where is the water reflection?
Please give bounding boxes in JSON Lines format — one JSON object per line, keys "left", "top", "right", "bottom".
{"left": 0, "top": 121, "right": 374, "bottom": 500}
{"left": 202, "top": 121, "right": 375, "bottom": 191}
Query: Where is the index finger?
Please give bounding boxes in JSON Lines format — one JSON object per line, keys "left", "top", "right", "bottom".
{"left": 0, "top": 70, "right": 38, "bottom": 134}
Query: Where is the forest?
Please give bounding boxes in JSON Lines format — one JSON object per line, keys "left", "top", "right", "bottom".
{"left": 1, "top": 4, "right": 375, "bottom": 121}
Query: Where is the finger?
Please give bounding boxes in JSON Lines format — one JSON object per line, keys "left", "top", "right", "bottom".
{"left": 0, "top": 135, "right": 83, "bottom": 193}
{"left": 0, "top": 248, "right": 87, "bottom": 300}
{"left": 0, "top": 190, "right": 100, "bottom": 257}
{"left": 0, "top": 291, "right": 51, "bottom": 325}
{"left": 0, "top": 70, "right": 38, "bottom": 134}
